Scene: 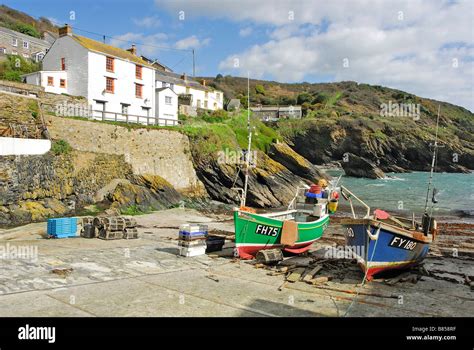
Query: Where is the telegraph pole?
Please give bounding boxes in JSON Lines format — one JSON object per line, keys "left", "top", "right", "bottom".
{"left": 192, "top": 49, "right": 195, "bottom": 77}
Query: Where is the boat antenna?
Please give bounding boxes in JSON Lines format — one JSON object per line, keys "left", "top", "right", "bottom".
{"left": 423, "top": 105, "right": 440, "bottom": 215}
{"left": 241, "top": 71, "right": 252, "bottom": 207}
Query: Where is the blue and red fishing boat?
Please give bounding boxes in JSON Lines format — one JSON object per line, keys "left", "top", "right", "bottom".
{"left": 340, "top": 106, "right": 442, "bottom": 280}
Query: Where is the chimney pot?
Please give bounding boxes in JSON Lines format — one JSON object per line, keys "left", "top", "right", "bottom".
{"left": 127, "top": 44, "right": 137, "bottom": 56}
{"left": 201, "top": 79, "right": 206, "bottom": 86}
{"left": 59, "top": 24, "right": 72, "bottom": 37}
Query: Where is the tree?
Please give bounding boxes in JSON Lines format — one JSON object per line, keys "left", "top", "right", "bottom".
{"left": 215, "top": 73, "right": 223, "bottom": 81}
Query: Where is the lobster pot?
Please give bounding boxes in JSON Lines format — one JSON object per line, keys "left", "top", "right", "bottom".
{"left": 81, "top": 216, "right": 94, "bottom": 226}
{"left": 256, "top": 249, "right": 283, "bottom": 264}
{"left": 123, "top": 217, "right": 137, "bottom": 228}
{"left": 123, "top": 227, "right": 138, "bottom": 239}
{"left": 98, "top": 228, "right": 123, "bottom": 240}
{"left": 93, "top": 217, "right": 106, "bottom": 229}
{"left": 102, "top": 217, "right": 126, "bottom": 231}
{"left": 81, "top": 224, "right": 97, "bottom": 238}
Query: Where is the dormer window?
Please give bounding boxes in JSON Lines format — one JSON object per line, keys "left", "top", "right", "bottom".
{"left": 136, "top": 65, "right": 142, "bottom": 79}
{"left": 106, "top": 56, "right": 114, "bottom": 72}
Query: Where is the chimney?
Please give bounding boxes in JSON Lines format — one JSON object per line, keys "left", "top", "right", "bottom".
{"left": 181, "top": 73, "right": 187, "bottom": 82}
{"left": 58, "top": 24, "right": 72, "bottom": 37}
{"left": 201, "top": 79, "right": 206, "bottom": 86}
{"left": 127, "top": 44, "right": 137, "bottom": 56}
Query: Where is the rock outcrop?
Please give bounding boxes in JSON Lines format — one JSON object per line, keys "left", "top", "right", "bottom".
{"left": 341, "top": 153, "right": 385, "bottom": 179}
{"left": 191, "top": 146, "right": 326, "bottom": 208}
{"left": 288, "top": 119, "right": 474, "bottom": 174}
{"left": 107, "top": 174, "right": 182, "bottom": 212}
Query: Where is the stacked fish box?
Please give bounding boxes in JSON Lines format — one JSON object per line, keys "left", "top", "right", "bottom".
{"left": 47, "top": 218, "right": 78, "bottom": 238}
{"left": 178, "top": 224, "right": 208, "bottom": 257}
{"left": 95, "top": 216, "right": 138, "bottom": 240}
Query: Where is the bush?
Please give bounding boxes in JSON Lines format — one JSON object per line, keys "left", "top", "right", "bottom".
{"left": 255, "top": 84, "right": 266, "bottom": 95}
{"left": 297, "top": 92, "right": 312, "bottom": 105}
{"left": 13, "top": 23, "right": 40, "bottom": 38}
{"left": 51, "top": 140, "right": 72, "bottom": 155}
{"left": 0, "top": 55, "right": 41, "bottom": 82}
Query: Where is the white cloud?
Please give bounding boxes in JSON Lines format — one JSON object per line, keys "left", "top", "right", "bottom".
{"left": 133, "top": 16, "right": 161, "bottom": 28}
{"left": 174, "top": 35, "right": 211, "bottom": 50}
{"left": 109, "top": 32, "right": 169, "bottom": 57}
{"left": 239, "top": 27, "right": 253, "bottom": 37}
{"left": 156, "top": 0, "right": 474, "bottom": 110}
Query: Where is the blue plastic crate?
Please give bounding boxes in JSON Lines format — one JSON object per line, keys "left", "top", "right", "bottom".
{"left": 47, "top": 218, "right": 78, "bottom": 238}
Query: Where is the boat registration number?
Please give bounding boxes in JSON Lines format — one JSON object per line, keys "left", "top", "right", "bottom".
{"left": 255, "top": 224, "right": 279, "bottom": 237}
{"left": 389, "top": 236, "right": 417, "bottom": 251}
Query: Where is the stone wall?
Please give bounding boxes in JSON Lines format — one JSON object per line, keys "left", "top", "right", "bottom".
{"left": 45, "top": 115, "right": 205, "bottom": 194}
{"left": 0, "top": 151, "right": 133, "bottom": 225}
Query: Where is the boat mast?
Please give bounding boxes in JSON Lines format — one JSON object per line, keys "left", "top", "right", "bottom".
{"left": 241, "top": 72, "right": 252, "bottom": 207}
{"left": 423, "top": 105, "right": 440, "bottom": 215}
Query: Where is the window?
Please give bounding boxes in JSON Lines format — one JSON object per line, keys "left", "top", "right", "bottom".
{"left": 204, "top": 100, "right": 208, "bottom": 109}
{"left": 47, "top": 76, "right": 54, "bottom": 86}
{"left": 23, "top": 41, "right": 29, "bottom": 49}
{"left": 135, "top": 65, "right": 142, "bottom": 79}
{"left": 121, "top": 104, "right": 129, "bottom": 115}
{"left": 0, "top": 48, "right": 5, "bottom": 54}
{"left": 60, "top": 79, "right": 66, "bottom": 88}
{"left": 106, "top": 56, "right": 114, "bottom": 72}
{"left": 12, "top": 38, "right": 17, "bottom": 47}
{"left": 135, "top": 83, "right": 143, "bottom": 98}
{"left": 61, "top": 57, "right": 66, "bottom": 70}
{"left": 196, "top": 99, "right": 201, "bottom": 108}
{"left": 165, "top": 96, "right": 172, "bottom": 105}
{"left": 106, "top": 77, "right": 114, "bottom": 93}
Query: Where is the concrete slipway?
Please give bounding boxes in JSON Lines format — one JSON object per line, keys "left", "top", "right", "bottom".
{"left": 0, "top": 208, "right": 472, "bottom": 317}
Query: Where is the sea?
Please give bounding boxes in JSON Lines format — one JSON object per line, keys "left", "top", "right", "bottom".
{"left": 324, "top": 169, "right": 474, "bottom": 222}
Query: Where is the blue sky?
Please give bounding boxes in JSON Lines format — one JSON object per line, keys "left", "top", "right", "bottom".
{"left": 4, "top": 0, "right": 474, "bottom": 111}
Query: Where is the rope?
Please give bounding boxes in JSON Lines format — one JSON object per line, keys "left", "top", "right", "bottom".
{"left": 343, "top": 224, "right": 380, "bottom": 317}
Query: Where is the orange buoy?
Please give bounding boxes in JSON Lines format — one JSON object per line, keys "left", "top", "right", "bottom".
{"left": 240, "top": 206, "right": 256, "bottom": 213}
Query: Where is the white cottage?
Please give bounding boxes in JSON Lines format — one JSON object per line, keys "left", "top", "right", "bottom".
{"left": 155, "top": 71, "right": 224, "bottom": 112}
{"left": 23, "top": 25, "right": 179, "bottom": 125}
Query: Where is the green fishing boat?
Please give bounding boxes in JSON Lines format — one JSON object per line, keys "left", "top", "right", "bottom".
{"left": 232, "top": 74, "right": 335, "bottom": 259}
{"left": 234, "top": 204, "right": 330, "bottom": 259}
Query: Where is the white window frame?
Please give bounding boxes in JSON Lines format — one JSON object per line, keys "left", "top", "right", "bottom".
{"left": 23, "top": 41, "right": 29, "bottom": 49}
{"left": 165, "top": 96, "right": 172, "bottom": 105}
{"left": 12, "top": 38, "right": 18, "bottom": 47}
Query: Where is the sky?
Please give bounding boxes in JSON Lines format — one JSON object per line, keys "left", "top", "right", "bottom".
{"left": 5, "top": 0, "right": 474, "bottom": 111}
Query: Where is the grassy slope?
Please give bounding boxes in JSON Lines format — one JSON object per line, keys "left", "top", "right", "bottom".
{"left": 202, "top": 76, "right": 474, "bottom": 157}
{"left": 0, "top": 5, "right": 57, "bottom": 38}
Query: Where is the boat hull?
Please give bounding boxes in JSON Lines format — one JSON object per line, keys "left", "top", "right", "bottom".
{"left": 342, "top": 220, "right": 431, "bottom": 279}
{"left": 234, "top": 210, "right": 329, "bottom": 259}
